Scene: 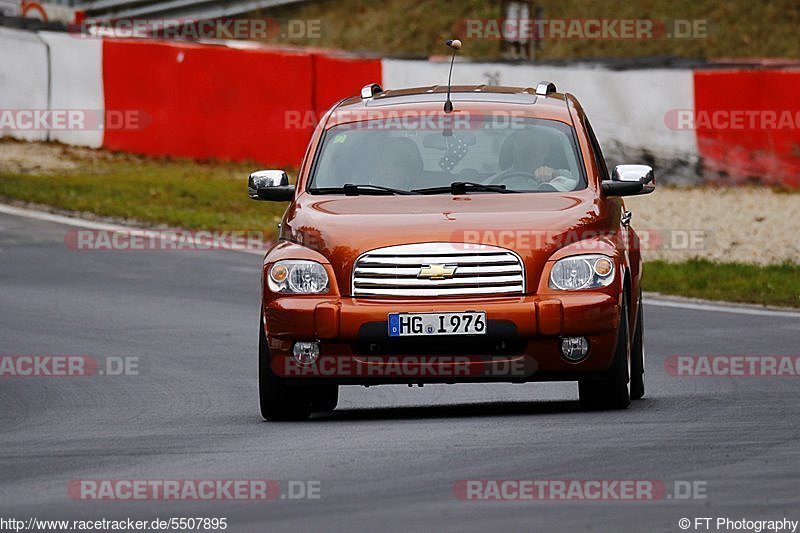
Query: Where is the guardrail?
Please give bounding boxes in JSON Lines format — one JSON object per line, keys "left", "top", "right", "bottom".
{"left": 45, "top": 0, "right": 307, "bottom": 18}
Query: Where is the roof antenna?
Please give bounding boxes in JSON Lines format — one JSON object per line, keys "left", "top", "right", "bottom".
{"left": 443, "top": 39, "right": 461, "bottom": 113}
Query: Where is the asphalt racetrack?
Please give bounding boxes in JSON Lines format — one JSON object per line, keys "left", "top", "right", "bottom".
{"left": 1, "top": 208, "right": 799, "bottom": 532}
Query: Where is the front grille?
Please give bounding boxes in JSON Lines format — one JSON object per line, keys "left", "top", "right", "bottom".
{"left": 351, "top": 242, "right": 525, "bottom": 297}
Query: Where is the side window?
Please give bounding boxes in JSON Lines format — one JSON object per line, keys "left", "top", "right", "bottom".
{"left": 584, "top": 118, "right": 609, "bottom": 181}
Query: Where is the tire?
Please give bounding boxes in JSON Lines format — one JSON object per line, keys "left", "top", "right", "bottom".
{"left": 259, "top": 314, "right": 312, "bottom": 421}
{"left": 579, "top": 296, "right": 632, "bottom": 410}
{"left": 630, "top": 290, "right": 646, "bottom": 400}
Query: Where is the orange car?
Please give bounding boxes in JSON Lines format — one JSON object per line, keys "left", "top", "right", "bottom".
{"left": 249, "top": 82, "right": 655, "bottom": 420}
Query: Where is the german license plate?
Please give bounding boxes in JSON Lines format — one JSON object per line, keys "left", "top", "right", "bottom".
{"left": 388, "top": 312, "right": 487, "bottom": 337}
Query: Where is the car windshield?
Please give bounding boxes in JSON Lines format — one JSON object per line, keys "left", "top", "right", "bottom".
{"left": 308, "top": 116, "right": 585, "bottom": 194}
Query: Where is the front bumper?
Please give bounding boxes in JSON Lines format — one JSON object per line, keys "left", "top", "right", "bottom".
{"left": 263, "top": 293, "right": 620, "bottom": 383}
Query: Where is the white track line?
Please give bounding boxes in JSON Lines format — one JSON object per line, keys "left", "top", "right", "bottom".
{"left": 643, "top": 297, "right": 800, "bottom": 318}
{"left": 0, "top": 203, "right": 266, "bottom": 255}
{"left": 2, "top": 202, "right": 799, "bottom": 316}
{"left": 0, "top": 203, "right": 132, "bottom": 231}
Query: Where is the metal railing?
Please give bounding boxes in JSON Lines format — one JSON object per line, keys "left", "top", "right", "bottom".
{"left": 45, "top": 0, "right": 307, "bottom": 18}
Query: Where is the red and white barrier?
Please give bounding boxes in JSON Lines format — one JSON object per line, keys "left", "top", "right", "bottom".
{"left": 38, "top": 31, "right": 104, "bottom": 148}
{"left": 0, "top": 27, "right": 50, "bottom": 142}
{"left": 693, "top": 69, "right": 800, "bottom": 188}
{"left": 1, "top": 27, "right": 798, "bottom": 187}
{"left": 102, "top": 39, "right": 315, "bottom": 164}
{"left": 100, "top": 41, "right": 381, "bottom": 165}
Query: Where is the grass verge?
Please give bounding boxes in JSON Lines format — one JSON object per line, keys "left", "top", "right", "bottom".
{"left": 644, "top": 259, "right": 800, "bottom": 308}
{"left": 0, "top": 148, "right": 289, "bottom": 234}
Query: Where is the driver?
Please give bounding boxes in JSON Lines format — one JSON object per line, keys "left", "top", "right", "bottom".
{"left": 498, "top": 129, "right": 578, "bottom": 191}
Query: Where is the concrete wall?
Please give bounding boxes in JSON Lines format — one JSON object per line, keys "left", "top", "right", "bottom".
{"left": 0, "top": 28, "right": 50, "bottom": 142}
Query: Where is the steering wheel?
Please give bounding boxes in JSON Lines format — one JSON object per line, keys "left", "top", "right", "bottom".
{"left": 486, "top": 169, "right": 537, "bottom": 186}
{"left": 486, "top": 169, "right": 562, "bottom": 192}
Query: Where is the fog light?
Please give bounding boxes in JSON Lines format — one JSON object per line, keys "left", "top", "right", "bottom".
{"left": 560, "top": 337, "right": 589, "bottom": 362}
{"left": 292, "top": 341, "right": 319, "bottom": 365}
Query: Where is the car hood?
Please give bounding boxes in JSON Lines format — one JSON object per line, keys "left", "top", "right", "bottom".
{"left": 280, "top": 191, "right": 619, "bottom": 295}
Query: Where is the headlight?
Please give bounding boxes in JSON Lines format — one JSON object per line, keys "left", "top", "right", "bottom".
{"left": 549, "top": 254, "right": 615, "bottom": 290}
{"left": 268, "top": 260, "right": 329, "bottom": 294}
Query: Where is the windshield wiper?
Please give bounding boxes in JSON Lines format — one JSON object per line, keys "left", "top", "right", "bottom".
{"left": 412, "top": 182, "right": 518, "bottom": 195}
{"left": 311, "top": 184, "right": 420, "bottom": 196}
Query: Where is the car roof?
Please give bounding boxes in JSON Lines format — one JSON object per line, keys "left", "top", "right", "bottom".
{"left": 327, "top": 85, "right": 575, "bottom": 127}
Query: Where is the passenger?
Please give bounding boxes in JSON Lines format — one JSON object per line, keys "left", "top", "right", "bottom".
{"left": 370, "top": 137, "right": 424, "bottom": 190}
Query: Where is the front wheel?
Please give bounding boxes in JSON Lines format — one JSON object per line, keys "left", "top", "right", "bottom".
{"left": 579, "top": 297, "right": 632, "bottom": 410}
{"left": 259, "top": 315, "right": 312, "bottom": 421}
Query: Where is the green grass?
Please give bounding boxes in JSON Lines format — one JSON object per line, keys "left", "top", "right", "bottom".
{"left": 255, "top": 0, "right": 800, "bottom": 61}
{"left": 644, "top": 259, "right": 800, "bottom": 308}
{"left": 0, "top": 150, "right": 289, "bottom": 235}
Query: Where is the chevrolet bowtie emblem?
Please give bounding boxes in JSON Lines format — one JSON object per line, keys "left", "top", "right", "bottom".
{"left": 418, "top": 264, "right": 458, "bottom": 280}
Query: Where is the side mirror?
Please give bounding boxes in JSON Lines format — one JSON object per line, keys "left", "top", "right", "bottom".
{"left": 601, "top": 165, "right": 656, "bottom": 196}
{"left": 248, "top": 170, "right": 295, "bottom": 201}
